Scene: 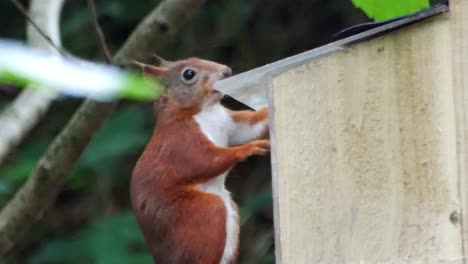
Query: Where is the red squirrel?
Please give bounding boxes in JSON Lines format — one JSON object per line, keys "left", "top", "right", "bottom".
{"left": 131, "top": 57, "right": 269, "bottom": 264}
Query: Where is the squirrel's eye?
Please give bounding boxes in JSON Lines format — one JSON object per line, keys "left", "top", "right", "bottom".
{"left": 182, "top": 69, "right": 197, "bottom": 81}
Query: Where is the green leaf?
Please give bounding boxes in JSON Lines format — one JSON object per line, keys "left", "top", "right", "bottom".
{"left": 239, "top": 191, "right": 272, "bottom": 224}
{"left": 0, "top": 70, "right": 32, "bottom": 87}
{"left": 27, "top": 211, "right": 152, "bottom": 264}
{"left": 351, "top": 0, "right": 430, "bottom": 21}
{"left": 0, "top": 41, "right": 164, "bottom": 101}
{"left": 79, "top": 106, "right": 150, "bottom": 167}
{"left": 119, "top": 72, "right": 165, "bottom": 101}
{"left": 0, "top": 141, "right": 49, "bottom": 182}
{"left": 66, "top": 105, "right": 151, "bottom": 187}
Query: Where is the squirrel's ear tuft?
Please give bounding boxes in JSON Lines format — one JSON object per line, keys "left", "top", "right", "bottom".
{"left": 132, "top": 61, "right": 168, "bottom": 77}
{"left": 143, "top": 64, "right": 168, "bottom": 77}
{"left": 152, "top": 54, "right": 174, "bottom": 68}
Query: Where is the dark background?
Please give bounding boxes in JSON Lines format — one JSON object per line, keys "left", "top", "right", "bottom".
{"left": 0, "top": 0, "right": 373, "bottom": 263}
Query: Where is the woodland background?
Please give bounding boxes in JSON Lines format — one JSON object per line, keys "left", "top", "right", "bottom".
{"left": 0, "top": 0, "right": 441, "bottom": 263}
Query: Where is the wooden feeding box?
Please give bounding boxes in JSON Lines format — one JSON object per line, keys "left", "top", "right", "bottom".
{"left": 215, "top": 1, "right": 468, "bottom": 263}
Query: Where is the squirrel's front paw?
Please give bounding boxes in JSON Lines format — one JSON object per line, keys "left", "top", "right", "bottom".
{"left": 246, "top": 139, "right": 270, "bottom": 156}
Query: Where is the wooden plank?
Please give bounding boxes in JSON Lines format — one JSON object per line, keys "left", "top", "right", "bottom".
{"left": 268, "top": 75, "right": 283, "bottom": 263}
{"left": 450, "top": 0, "right": 468, "bottom": 262}
{"left": 214, "top": 5, "right": 448, "bottom": 110}
{"left": 270, "top": 15, "right": 463, "bottom": 263}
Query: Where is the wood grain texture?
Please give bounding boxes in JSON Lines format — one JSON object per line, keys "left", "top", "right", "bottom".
{"left": 450, "top": 0, "right": 468, "bottom": 262}
{"left": 271, "top": 15, "right": 463, "bottom": 263}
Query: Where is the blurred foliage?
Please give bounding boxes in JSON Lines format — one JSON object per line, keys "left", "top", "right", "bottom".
{"left": 0, "top": 0, "right": 380, "bottom": 263}
{"left": 352, "top": 0, "right": 430, "bottom": 21}
{"left": 27, "top": 211, "right": 151, "bottom": 264}
{"left": 0, "top": 106, "right": 151, "bottom": 189}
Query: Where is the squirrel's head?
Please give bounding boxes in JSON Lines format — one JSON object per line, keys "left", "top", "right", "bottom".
{"left": 135, "top": 57, "right": 232, "bottom": 108}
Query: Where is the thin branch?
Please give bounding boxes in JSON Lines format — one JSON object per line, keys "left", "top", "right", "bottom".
{"left": 9, "top": 0, "right": 69, "bottom": 58}
{"left": 87, "top": 0, "right": 113, "bottom": 63}
{"left": 0, "top": 0, "right": 65, "bottom": 165}
{"left": 0, "top": 0, "right": 207, "bottom": 255}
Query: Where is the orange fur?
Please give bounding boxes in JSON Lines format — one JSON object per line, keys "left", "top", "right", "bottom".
{"left": 131, "top": 102, "right": 268, "bottom": 263}
{"left": 131, "top": 58, "right": 268, "bottom": 264}
{"left": 230, "top": 107, "right": 268, "bottom": 125}
{"left": 230, "top": 107, "right": 269, "bottom": 139}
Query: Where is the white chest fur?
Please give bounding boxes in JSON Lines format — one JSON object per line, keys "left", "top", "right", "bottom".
{"left": 194, "top": 104, "right": 232, "bottom": 147}
{"left": 194, "top": 104, "right": 238, "bottom": 264}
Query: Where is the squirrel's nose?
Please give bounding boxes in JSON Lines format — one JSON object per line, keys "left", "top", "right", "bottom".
{"left": 222, "top": 67, "right": 232, "bottom": 78}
